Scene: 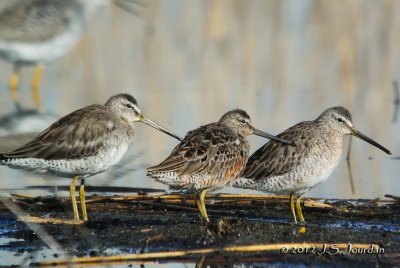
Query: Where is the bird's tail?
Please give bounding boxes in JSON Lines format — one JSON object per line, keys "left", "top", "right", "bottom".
{"left": 147, "top": 169, "right": 181, "bottom": 186}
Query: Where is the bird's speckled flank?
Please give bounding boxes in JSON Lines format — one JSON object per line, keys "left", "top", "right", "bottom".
{"left": 233, "top": 106, "right": 391, "bottom": 224}
{"left": 0, "top": 93, "right": 181, "bottom": 221}
{"left": 147, "top": 109, "right": 294, "bottom": 222}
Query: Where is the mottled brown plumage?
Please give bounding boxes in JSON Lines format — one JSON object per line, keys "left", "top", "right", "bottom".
{"left": 234, "top": 106, "right": 391, "bottom": 224}
{"left": 148, "top": 122, "right": 250, "bottom": 191}
{"left": 147, "top": 109, "right": 294, "bottom": 222}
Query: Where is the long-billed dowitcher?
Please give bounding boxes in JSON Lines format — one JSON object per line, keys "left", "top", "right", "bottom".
{"left": 0, "top": 0, "right": 139, "bottom": 110}
{"left": 147, "top": 109, "right": 294, "bottom": 222}
{"left": 234, "top": 107, "right": 391, "bottom": 224}
{"left": 0, "top": 93, "right": 182, "bottom": 221}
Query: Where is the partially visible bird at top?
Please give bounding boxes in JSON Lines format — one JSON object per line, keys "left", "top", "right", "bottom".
{"left": 0, "top": 0, "right": 142, "bottom": 110}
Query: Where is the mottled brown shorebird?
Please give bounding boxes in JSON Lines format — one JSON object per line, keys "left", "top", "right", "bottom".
{"left": 0, "top": 0, "right": 139, "bottom": 110}
{"left": 0, "top": 93, "right": 182, "bottom": 221}
{"left": 147, "top": 109, "right": 294, "bottom": 222}
{"left": 234, "top": 107, "right": 392, "bottom": 224}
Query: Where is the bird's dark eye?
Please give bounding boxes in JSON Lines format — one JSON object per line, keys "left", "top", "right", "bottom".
{"left": 338, "top": 118, "right": 343, "bottom": 122}
{"left": 126, "top": 104, "right": 133, "bottom": 109}
{"left": 240, "top": 119, "right": 246, "bottom": 124}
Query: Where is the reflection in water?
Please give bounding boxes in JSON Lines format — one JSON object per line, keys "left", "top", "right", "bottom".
{"left": 0, "top": 109, "right": 58, "bottom": 137}
{"left": 0, "top": 0, "right": 399, "bottom": 266}
{"left": 346, "top": 136, "right": 355, "bottom": 195}
{"left": 393, "top": 81, "right": 400, "bottom": 124}
{"left": 0, "top": 109, "right": 58, "bottom": 152}
{"left": 0, "top": 196, "right": 67, "bottom": 266}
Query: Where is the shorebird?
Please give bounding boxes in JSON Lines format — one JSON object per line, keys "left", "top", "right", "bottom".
{"left": 234, "top": 107, "right": 392, "bottom": 224}
{"left": 0, "top": 0, "right": 139, "bottom": 110}
{"left": 0, "top": 93, "right": 182, "bottom": 221}
{"left": 147, "top": 109, "right": 294, "bottom": 222}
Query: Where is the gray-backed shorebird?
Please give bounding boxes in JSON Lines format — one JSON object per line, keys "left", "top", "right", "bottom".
{"left": 234, "top": 107, "right": 391, "bottom": 224}
{"left": 147, "top": 109, "right": 294, "bottom": 222}
{"left": 0, "top": 93, "right": 182, "bottom": 221}
{"left": 0, "top": 0, "right": 139, "bottom": 110}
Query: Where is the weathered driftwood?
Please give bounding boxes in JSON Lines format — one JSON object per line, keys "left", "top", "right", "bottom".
{"left": 32, "top": 243, "right": 381, "bottom": 267}
{"left": 7, "top": 192, "right": 397, "bottom": 226}
{"left": 18, "top": 216, "right": 85, "bottom": 225}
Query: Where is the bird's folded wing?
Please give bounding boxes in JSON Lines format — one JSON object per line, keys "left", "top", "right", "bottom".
{"left": 3, "top": 105, "right": 117, "bottom": 160}
{"left": 148, "top": 126, "right": 248, "bottom": 180}
{"left": 243, "top": 122, "right": 313, "bottom": 179}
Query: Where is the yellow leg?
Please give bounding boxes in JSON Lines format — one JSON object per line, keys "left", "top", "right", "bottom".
{"left": 69, "top": 176, "right": 80, "bottom": 221}
{"left": 32, "top": 65, "right": 44, "bottom": 111}
{"left": 195, "top": 189, "right": 209, "bottom": 222}
{"left": 9, "top": 65, "right": 21, "bottom": 106}
{"left": 79, "top": 179, "right": 88, "bottom": 221}
{"left": 296, "top": 196, "right": 305, "bottom": 224}
{"left": 290, "top": 193, "right": 297, "bottom": 224}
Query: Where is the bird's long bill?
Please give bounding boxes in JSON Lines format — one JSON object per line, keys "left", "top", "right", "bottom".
{"left": 253, "top": 128, "right": 295, "bottom": 146}
{"left": 140, "top": 115, "right": 183, "bottom": 141}
{"left": 351, "top": 128, "right": 391, "bottom": 155}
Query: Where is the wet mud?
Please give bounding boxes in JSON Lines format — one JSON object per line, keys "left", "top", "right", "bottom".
{"left": 0, "top": 190, "right": 399, "bottom": 267}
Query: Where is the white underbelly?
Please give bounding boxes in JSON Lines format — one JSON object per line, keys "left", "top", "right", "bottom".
{"left": 1, "top": 143, "right": 131, "bottom": 178}
{"left": 262, "top": 156, "right": 341, "bottom": 195}
{"left": 234, "top": 149, "right": 343, "bottom": 196}
{"left": 57, "top": 142, "right": 131, "bottom": 177}
{"left": 0, "top": 22, "right": 82, "bottom": 64}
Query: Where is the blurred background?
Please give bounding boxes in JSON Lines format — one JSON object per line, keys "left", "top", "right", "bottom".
{"left": 0, "top": 0, "right": 398, "bottom": 200}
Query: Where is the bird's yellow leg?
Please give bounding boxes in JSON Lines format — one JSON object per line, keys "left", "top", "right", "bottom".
{"left": 195, "top": 189, "right": 209, "bottom": 222}
{"left": 79, "top": 179, "right": 88, "bottom": 221}
{"left": 9, "top": 65, "right": 21, "bottom": 105}
{"left": 296, "top": 196, "right": 305, "bottom": 224}
{"left": 290, "top": 193, "right": 297, "bottom": 224}
{"left": 69, "top": 176, "right": 80, "bottom": 221}
{"left": 32, "top": 65, "right": 44, "bottom": 111}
